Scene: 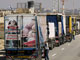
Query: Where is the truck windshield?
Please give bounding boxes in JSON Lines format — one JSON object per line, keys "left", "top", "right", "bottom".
{"left": 5, "top": 16, "right": 36, "bottom": 48}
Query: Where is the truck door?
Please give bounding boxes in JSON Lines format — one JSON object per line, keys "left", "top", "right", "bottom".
{"left": 5, "top": 16, "right": 21, "bottom": 48}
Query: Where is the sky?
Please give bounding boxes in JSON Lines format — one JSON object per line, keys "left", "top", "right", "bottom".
{"left": 0, "top": 0, "right": 80, "bottom": 10}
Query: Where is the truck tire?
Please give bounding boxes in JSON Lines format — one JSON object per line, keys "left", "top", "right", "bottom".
{"left": 49, "top": 42, "right": 54, "bottom": 50}
{"left": 55, "top": 42, "right": 60, "bottom": 47}
{"left": 57, "top": 42, "right": 60, "bottom": 47}
{"left": 68, "top": 37, "right": 72, "bottom": 42}
{"left": 50, "top": 44, "right": 53, "bottom": 50}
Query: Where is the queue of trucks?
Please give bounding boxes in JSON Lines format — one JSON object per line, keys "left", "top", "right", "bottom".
{"left": 4, "top": 13, "right": 80, "bottom": 60}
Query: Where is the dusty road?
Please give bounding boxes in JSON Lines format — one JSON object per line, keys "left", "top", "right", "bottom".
{"left": 48, "top": 35, "right": 80, "bottom": 60}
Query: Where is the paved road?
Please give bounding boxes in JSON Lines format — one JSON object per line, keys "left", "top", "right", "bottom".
{"left": 48, "top": 35, "right": 80, "bottom": 60}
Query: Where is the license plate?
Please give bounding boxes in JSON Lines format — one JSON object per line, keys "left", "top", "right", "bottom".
{"left": 11, "top": 56, "right": 31, "bottom": 58}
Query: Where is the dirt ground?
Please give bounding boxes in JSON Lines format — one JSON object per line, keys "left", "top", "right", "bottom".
{"left": 0, "top": 39, "right": 5, "bottom": 60}
{"left": 0, "top": 39, "right": 4, "bottom": 50}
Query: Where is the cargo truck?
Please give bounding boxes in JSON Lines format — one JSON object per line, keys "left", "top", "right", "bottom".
{"left": 4, "top": 14, "right": 44, "bottom": 60}
{"left": 76, "top": 18, "right": 80, "bottom": 35}
{"left": 66, "top": 16, "right": 73, "bottom": 42}
{"left": 76, "top": 18, "right": 80, "bottom": 34}
{"left": 37, "top": 13, "right": 66, "bottom": 48}
{"left": 37, "top": 13, "right": 59, "bottom": 49}
{"left": 56, "top": 15, "right": 66, "bottom": 45}
{"left": 37, "top": 14, "right": 54, "bottom": 50}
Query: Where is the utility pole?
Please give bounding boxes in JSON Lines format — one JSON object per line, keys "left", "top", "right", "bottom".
{"left": 62, "top": 0, "right": 65, "bottom": 15}
{"left": 58, "top": 0, "right": 59, "bottom": 13}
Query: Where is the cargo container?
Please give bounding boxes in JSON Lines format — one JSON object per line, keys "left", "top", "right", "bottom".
{"left": 4, "top": 14, "right": 44, "bottom": 60}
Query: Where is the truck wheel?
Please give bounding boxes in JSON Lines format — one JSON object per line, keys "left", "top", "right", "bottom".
{"left": 57, "top": 42, "right": 60, "bottom": 47}
{"left": 68, "top": 38, "right": 72, "bottom": 42}
{"left": 50, "top": 44, "right": 53, "bottom": 50}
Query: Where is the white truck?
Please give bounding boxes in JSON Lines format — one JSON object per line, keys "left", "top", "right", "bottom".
{"left": 4, "top": 14, "right": 44, "bottom": 60}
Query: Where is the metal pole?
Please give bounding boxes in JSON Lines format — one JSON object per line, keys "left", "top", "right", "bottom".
{"left": 58, "top": 0, "right": 59, "bottom": 13}
{"left": 62, "top": 0, "right": 65, "bottom": 14}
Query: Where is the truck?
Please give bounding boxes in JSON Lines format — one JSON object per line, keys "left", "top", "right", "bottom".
{"left": 37, "top": 13, "right": 56, "bottom": 49}
{"left": 4, "top": 14, "right": 44, "bottom": 60}
{"left": 75, "top": 18, "right": 80, "bottom": 35}
{"left": 66, "top": 16, "right": 73, "bottom": 42}
{"left": 76, "top": 18, "right": 80, "bottom": 34}
{"left": 37, "top": 13, "right": 66, "bottom": 49}
{"left": 56, "top": 15, "right": 66, "bottom": 45}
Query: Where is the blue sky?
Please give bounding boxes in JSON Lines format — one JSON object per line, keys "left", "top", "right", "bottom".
{"left": 0, "top": 0, "right": 80, "bottom": 10}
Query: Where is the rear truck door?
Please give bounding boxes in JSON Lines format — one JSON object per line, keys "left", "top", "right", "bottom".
{"left": 4, "top": 15, "right": 42, "bottom": 60}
